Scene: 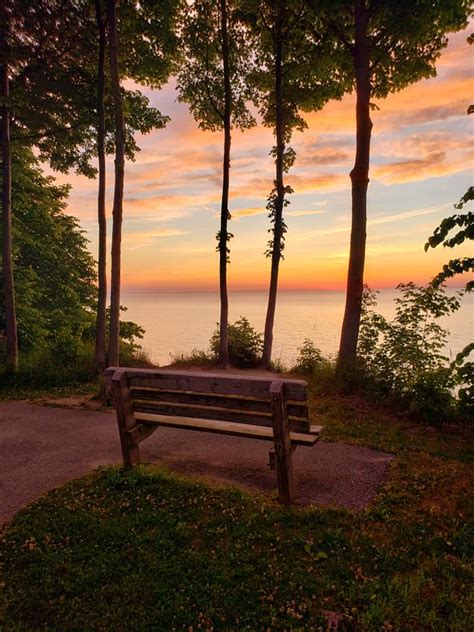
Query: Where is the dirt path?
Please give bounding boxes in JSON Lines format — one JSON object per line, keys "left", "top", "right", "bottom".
{"left": 0, "top": 401, "right": 393, "bottom": 524}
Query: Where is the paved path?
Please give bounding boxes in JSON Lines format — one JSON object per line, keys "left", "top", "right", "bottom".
{"left": 0, "top": 401, "right": 394, "bottom": 524}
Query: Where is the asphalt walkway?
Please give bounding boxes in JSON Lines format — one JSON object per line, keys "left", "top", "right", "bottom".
{"left": 0, "top": 401, "right": 394, "bottom": 523}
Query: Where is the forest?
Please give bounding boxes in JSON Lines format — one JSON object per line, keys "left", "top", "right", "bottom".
{"left": 0, "top": 0, "right": 473, "bottom": 421}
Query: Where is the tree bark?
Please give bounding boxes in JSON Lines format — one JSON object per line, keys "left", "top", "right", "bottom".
{"left": 218, "top": 0, "right": 231, "bottom": 368}
{"left": 107, "top": 0, "right": 125, "bottom": 367}
{"left": 94, "top": 0, "right": 107, "bottom": 371}
{"left": 0, "top": 2, "right": 18, "bottom": 373}
{"left": 261, "top": 9, "right": 284, "bottom": 369}
{"left": 337, "top": 0, "right": 372, "bottom": 374}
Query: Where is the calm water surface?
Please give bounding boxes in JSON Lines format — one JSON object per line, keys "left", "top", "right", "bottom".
{"left": 121, "top": 290, "right": 473, "bottom": 367}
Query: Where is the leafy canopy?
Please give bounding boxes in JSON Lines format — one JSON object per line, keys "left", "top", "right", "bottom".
{"left": 176, "top": 0, "right": 255, "bottom": 132}
{"left": 7, "top": 0, "right": 178, "bottom": 178}
{"left": 239, "top": 0, "right": 347, "bottom": 259}
{"left": 324, "top": 0, "right": 471, "bottom": 98}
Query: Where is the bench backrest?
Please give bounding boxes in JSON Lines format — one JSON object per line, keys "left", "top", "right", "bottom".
{"left": 105, "top": 368, "right": 310, "bottom": 433}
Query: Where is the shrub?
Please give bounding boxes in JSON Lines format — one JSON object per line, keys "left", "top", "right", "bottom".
{"left": 0, "top": 308, "right": 151, "bottom": 390}
{"left": 170, "top": 349, "right": 214, "bottom": 368}
{"left": 210, "top": 317, "right": 263, "bottom": 368}
{"left": 292, "top": 338, "right": 327, "bottom": 376}
{"left": 0, "top": 342, "right": 97, "bottom": 388}
{"left": 269, "top": 356, "right": 287, "bottom": 373}
{"left": 357, "top": 283, "right": 463, "bottom": 423}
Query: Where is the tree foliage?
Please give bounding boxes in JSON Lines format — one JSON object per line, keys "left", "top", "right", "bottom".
{"left": 177, "top": 0, "right": 255, "bottom": 133}
{"left": 424, "top": 209, "right": 474, "bottom": 291}
{"left": 0, "top": 149, "right": 96, "bottom": 357}
{"left": 245, "top": 0, "right": 346, "bottom": 257}
{"left": 7, "top": 0, "right": 172, "bottom": 179}
{"left": 327, "top": 0, "right": 471, "bottom": 98}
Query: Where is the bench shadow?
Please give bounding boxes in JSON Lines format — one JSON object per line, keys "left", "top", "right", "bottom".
{"left": 140, "top": 431, "right": 394, "bottom": 511}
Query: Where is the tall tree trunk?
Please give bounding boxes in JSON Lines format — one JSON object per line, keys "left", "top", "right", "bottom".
{"left": 261, "top": 11, "right": 284, "bottom": 369}
{"left": 94, "top": 0, "right": 107, "bottom": 371}
{"left": 0, "top": 3, "right": 18, "bottom": 373}
{"left": 218, "top": 0, "right": 231, "bottom": 368}
{"left": 107, "top": 0, "right": 125, "bottom": 367}
{"left": 337, "top": 0, "right": 372, "bottom": 374}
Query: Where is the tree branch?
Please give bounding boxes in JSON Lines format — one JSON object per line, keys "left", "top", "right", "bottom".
{"left": 327, "top": 20, "right": 354, "bottom": 53}
{"left": 11, "top": 121, "right": 89, "bottom": 143}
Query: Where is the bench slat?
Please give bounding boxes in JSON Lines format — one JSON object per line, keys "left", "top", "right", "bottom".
{"left": 131, "top": 387, "right": 309, "bottom": 419}
{"left": 133, "top": 400, "right": 311, "bottom": 433}
{"left": 135, "top": 412, "right": 320, "bottom": 446}
{"left": 107, "top": 368, "right": 308, "bottom": 401}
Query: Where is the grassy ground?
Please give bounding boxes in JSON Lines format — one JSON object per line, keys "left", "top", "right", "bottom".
{"left": 0, "top": 382, "right": 96, "bottom": 403}
{"left": 0, "top": 388, "right": 472, "bottom": 630}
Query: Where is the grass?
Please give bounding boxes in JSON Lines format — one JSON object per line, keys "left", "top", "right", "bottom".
{"left": 0, "top": 387, "right": 473, "bottom": 630}
{"left": 0, "top": 381, "right": 96, "bottom": 402}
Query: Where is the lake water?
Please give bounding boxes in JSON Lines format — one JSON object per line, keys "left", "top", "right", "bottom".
{"left": 121, "top": 290, "right": 474, "bottom": 367}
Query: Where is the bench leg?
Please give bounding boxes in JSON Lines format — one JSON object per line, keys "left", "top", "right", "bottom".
{"left": 112, "top": 371, "right": 140, "bottom": 468}
{"left": 270, "top": 381, "right": 296, "bottom": 505}
{"left": 118, "top": 426, "right": 140, "bottom": 469}
{"left": 268, "top": 445, "right": 296, "bottom": 470}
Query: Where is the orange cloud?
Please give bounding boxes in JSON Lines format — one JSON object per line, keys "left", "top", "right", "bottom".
{"left": 296, "top": 146, "right": 350, "bottom": 167}
{"left": 373, "top": 150, "right": 473, "bottom": 184}
{"left": 232, "top": 207, "right": 266, "bottom": 218}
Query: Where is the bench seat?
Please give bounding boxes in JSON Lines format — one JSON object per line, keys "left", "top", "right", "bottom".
{"left": 134, "top": 412, "right": 323, "bottom": 445}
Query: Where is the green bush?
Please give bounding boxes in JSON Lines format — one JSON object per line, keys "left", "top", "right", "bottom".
{"left": 210, "top": 317, "right": 263, "bottom": 368}
{"left": 0, "top": 308, "right": 151, "bottom": 390}
{"left": 0, "top": 342, "right": 97, "bottom": 388}
{"left": 356, "top": 283, "right": 463, "bottom": 423}
{"left": 292, "top": 338, "right": 327, "bottom": 376}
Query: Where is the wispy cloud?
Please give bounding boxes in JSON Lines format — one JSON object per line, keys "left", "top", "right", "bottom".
{"left": 286, "top": 209, "right": 327, "bottom": 217}
{"left": 373, "top": 150, "right": 473, "bottom": 184}
{"left": 295, "top": 203, "right": 452, "bottom": 240}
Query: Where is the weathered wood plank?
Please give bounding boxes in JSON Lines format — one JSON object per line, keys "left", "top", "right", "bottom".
{"left": 131, "top": 387, "right": 309, "bottom": 418}
{"left": 132, "top": 400, "right": 311, "bottom": 433}
{"left": 134, "top": 412, "right": 319, "bottom": 446}
{"left": 270, "top": 381, "right": 296, "bottom": 505}
{"left": 111, "top": 370, "right": 140, "bottom": 467}
{"left": 106, "top": 367, "right": 308, "bottom": 401}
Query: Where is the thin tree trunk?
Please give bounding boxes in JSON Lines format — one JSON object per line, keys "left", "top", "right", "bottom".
{"left": 0, "top": 3, "right": 18, "bottom": 373}
{"left": 218, "top": 0, "right": 231, "bottom": 368}
{"left": 261, "top": 10, "right": 284, "bottom": 369}
{"left": 94, "top": 0, "right": 107, "bottom": 371}
{"left": 337, "top": 0, "right": 372, "bottom": 374}
{"left": 107, "top": 0, "right": 125, "bottom": 367}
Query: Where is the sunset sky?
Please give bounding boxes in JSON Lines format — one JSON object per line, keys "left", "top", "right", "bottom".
{"left": 53, "top": 27, "right": 473, "bottom": 292}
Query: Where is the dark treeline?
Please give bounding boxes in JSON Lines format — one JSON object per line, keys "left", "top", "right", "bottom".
{"left": 0, "top": 0, "right": 471, "bottom": 383}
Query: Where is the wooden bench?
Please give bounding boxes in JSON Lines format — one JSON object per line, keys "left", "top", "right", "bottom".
{"left": 105, "top": 367, "right": 322, "bottom": 504}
